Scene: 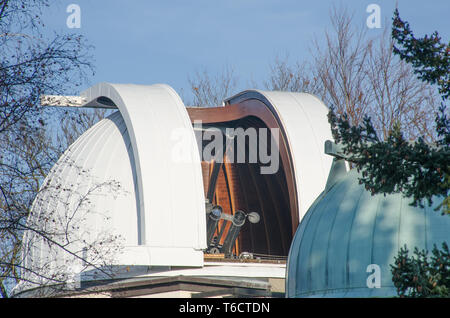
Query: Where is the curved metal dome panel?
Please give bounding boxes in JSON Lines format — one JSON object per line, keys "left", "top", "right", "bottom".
{"left": 19, "top": 83, "right": 337, "bottom": 295}
{"left": 286, "top": 168, "right": 450, "bottom": 297}
{"left": 19, "top": 84, "right": 207, "bottom": 293}
{"left": 21, "top": 111, "right": 138, "bottom": 291}
{"left": 81, "top": 83, "right": 206, "bottom": 254}
{"left": 225, "top": 90, "right": 334, "bottom": 222}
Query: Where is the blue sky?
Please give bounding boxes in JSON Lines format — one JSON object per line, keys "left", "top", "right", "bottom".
{"left": 42, "top": 0, "right": 450, "bottom": 102}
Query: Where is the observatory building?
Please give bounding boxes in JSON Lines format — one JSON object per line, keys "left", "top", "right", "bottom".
{"left": 14, "top": 83, "right": 333, "bottom": 297}
{"left": 286, "top": 145, "right": 450, "bottom": 297}
{"left": 14, "top": 83, "right": 449, "bottom": 298}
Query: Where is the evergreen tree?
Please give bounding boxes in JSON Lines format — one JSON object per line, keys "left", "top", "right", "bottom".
{"left": 391, "top": 243, "right": 450, "bottom": 297}
{"left": 328, "top": 9, "right": 449, "bottom": 215}
{"left": 327, "top": 9, "right": 449, "bottom": 298}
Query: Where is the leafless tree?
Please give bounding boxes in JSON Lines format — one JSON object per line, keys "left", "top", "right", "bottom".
{"left": 14, "top": 154, "right": 125, "bottom": 297}
{"left": 186, "top": 65, "right": 238, "bottom": 107}
{"left": 311, "top": 6, "right": 439, "bottom": 140}
{"left": 364, "top": 29, "right": 438, "bottom": 141}
{"left": 0, "top": 1, "right": 93, "bottom": 134}
{"left": 264, "top": 7, "right": 439, "bottom": 141}
{"left": 57, "top": 108, "right": 111, "bottom": 149}
{"left": 0, "top": 110, "right": 122, "bottom": 297}
{"left": 264, "top": 54, "right": 322, "bottom": 95}
{"left": 183, "top": 5, "right": 439, "bottom": 141}
{"left": 0, "top": 0, "right": 115, "bottom": 297}
{"left": 311, "top": 6, "right": 375, "bottom": 128}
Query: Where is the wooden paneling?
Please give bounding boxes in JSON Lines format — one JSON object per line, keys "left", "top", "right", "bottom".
{"left": 189, "top": 103, "right": 297, "bottom": 257}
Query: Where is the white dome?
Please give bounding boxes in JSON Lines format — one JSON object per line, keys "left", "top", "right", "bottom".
{"left": 20, "top": 111, "right": 137, "bottom": 292}
{"left": 17, "top": 84, "right": 207, "bottom": 294}
{"left": 37, "top": 110, "right": 138, "bottom": 241}
{"left": 16, "top": 83, "right": 335, "bottom": 296}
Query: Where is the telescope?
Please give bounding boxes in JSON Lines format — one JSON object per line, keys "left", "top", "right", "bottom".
{"left": 205, "top": 202, "right": 260, "bottom": 257}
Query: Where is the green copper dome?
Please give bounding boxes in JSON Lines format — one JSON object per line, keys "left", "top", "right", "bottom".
{"left": 286, "top": 161, "right": 450, "bottom": 297}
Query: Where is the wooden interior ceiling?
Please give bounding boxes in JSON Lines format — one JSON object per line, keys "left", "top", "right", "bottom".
{"left": 187, "top": 101, "right": 299, "bottom": 257}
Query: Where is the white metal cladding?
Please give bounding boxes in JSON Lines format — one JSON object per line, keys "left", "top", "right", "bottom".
{"left": 18, "top": 83, "right": 333, "bottom": 294}
{"left": 226, "top": 90, "right": 334, "bottom": 222}
{"left": 21, "top": 111, "right": 140, "bottom": 284}
{"left": 20, "top": 83, "right": 207, "bottom": 289}
{"left": 16, "top": 112, "right": 133, "bottom": 293}
{"left": 262, "top": 91, "right": 333, "bottom": 221}
{"left": 80, "top": 83, "right": 207, "bottom": 261}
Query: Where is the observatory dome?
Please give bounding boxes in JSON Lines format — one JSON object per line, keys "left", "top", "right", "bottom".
{"left": 15, "top": 82, "right": 335, "bottom": 297}
{"left": 19, "top": 111, "right": 139, "bottom": 291}
{"left": 17, "top": 83, "right": 208, "bottom": 295}
{"left": 286, "top": 167, "right": 450, "bottom": 298}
